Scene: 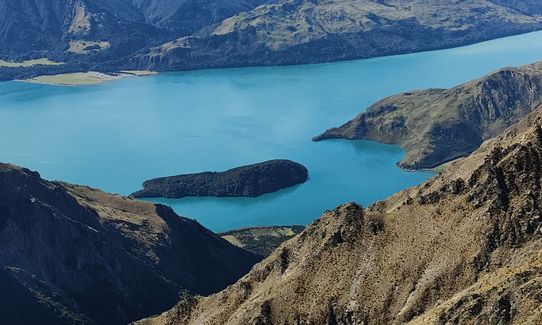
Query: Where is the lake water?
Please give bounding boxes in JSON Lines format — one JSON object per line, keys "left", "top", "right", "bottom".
{"left": 2, "top": 32, "right": 542, "bottom": 231}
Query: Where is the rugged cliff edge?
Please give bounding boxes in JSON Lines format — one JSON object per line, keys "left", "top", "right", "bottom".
{"left": 131, "top": 160, "right": 308, "bottom": 199}
{"left": 0, "top": 164, "right": 260, "bottom": 325}
{"left": 315, "top": 61, "right": 542, "bottom": 169}
{"left": 138, "top": 106, "right": 542, "bottom": 324}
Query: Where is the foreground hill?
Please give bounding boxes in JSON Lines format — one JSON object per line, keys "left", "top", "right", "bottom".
{"left": 315, "top": 61, "right": 542, "bottom": 169}
{"left": 0, "top": 163, "right": 260, "bottom": 324}
{"left": 138, "top": 106, "right": 542, "bottom": 324}
{"left": 132, "top": 0, "right": 542, "bottom": 70}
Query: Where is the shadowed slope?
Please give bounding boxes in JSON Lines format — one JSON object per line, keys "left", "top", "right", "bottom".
{"left": 0, "top": 164, "right": 260, "bottom": 324}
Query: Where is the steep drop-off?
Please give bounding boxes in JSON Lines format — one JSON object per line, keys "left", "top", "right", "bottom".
{"left": 315, "top": 61, "right": 542, "bottom": 169}
{"left": 139, "top": 106, "right": 542, "bottom": 324}
{"left": 0, "top": 163, "right": 260, "bottom": 324}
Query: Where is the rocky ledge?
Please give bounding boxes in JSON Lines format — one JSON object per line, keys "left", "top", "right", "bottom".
{"left": 131, "top": 159, "right": 308, "bottom": 199}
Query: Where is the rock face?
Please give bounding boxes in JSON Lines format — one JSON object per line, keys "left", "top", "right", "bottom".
{"left": 138, "top": 107, "right": 542, "bottom": 325}
{"left": 132, "top": 0, "right": 542, "bottom": 71}
{"left": 0, "top": 163, "right": 260, "bottom": 325}
{"left": 131, "top": 160, "right": 308, "bottom": 199}
{"left": 315, "top": 61, "right": 542, "bottom": 169}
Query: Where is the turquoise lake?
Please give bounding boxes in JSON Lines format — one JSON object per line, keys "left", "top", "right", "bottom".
{"left": 2, "top": 32, "right": 542, "bottom": 231}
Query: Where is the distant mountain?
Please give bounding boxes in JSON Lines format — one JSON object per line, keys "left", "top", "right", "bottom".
{"left": 131, "top": 0, "right": 542, "bottom": 70}
{"left": 0, "top": 0, "right": 268, "bottom": 64}
{"left": 137, "top": 102, "right": 542, "bottom": 325}
{"left": 131, "top": 0, "right": 270, "bottom": 35}
{"left": 0, "top": 163, "right": 260, "bottom": 324}
{"left": 0, "top": 0, "right": 164, "bottom": 59}
{"left": 315, "top": 61, "right": 542, "bottom": 169}
{"left": 2, "top": 0, "right": 542, "bottom": 78}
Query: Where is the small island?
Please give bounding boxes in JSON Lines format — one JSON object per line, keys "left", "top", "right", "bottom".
{"left": 131, "top": 159, "right": 308, "bottom": 199}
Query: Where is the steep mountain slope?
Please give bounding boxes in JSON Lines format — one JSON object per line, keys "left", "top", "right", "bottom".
{"left": 315, "top": 61, "right": 542, "bottom": 169}
{"left": 131, "top": 0, "right": 270, "bottom": 35}
{"left": 0, "top": 0, "right": 166, "bottom": 59}
{"left": 0, "top": 163, "right": 260, "bottom": 325}
{"left": 139, "top": 106, "right": 542, "bottom": 324}
{"left": 132, "top": 0, "right": 542, "bottom": 70}
{"left": 0, "top": 0, "right": 267, "bottom": 71}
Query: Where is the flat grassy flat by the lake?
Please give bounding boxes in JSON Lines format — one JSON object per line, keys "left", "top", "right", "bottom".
{"left": 0, "top": 58, "right": 63, "bottom": 67}
{"left": 22, "top": 71, "right": 157, "bottom": 86}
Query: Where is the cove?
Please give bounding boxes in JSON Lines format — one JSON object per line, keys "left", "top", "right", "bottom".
{"left": 2, "top": 31, "right": 542, "bottom": 231}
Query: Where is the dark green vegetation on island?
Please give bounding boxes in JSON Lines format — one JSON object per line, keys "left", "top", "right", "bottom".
{"left": 3, "top": 0, "right": 542, "bottom": 80}
{"left": 315, "top": 61, "right": 542, "bottom": 169}
{"left": 131, "top": 160, "right": 309, "bottom": 199}
{"left": 221, "top": 226, "right": 305, "bottom": 257}
{"left": 0, "top": 163, "right": 260, "bottom": 325}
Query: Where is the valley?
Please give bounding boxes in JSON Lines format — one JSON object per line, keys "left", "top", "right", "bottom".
{"left": 1, "top": 31, "right": 542, "bottom": 231}
{"left": 1, "top": 2, "right": 542, "bottom": 324}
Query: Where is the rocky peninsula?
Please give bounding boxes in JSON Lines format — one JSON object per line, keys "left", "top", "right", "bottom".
{"left": 315, "top": 61, "right": 542, "bottom": 169}
{"left": 131, "top": 159, "right": 308, "bottom": 199}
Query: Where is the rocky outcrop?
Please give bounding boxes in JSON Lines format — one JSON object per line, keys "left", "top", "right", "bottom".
{"left": 131, "top": 0, "right": 542, "bottom": 71}
{"left": 0, "top": 163, "right": 260, "bottom": 325}
{"left": 315, "top": 61, "right": 542, "bottom": 169}
{"left": 138, "top": 107, "right": 542, "bottom": 324}
{"left": 131, "top": 160, "right": 308, "bottom": 199}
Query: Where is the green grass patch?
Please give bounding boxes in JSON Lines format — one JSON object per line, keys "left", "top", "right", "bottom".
{"left": 0, "top": 58, "right": 63, "bottom": 68}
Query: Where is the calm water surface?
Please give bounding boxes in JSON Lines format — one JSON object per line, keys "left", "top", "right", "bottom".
{"left": 2, "top": 32, "right": 542, "bottom": 231}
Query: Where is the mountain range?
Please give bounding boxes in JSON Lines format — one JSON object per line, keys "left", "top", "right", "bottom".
{"left": 2, "top": 0, "right": 542, "bottom": 79}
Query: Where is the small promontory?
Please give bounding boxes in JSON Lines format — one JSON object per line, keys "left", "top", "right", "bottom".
{"left": 314, "top": 62, "right": 542, "bottom": 169}
{"left": 131, "top": 159, "right": 308, "bottom": 199}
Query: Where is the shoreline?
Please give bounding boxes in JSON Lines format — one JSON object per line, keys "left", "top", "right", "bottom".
{"left": 18, "top": 70, "right": 157, "bottom": 86}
